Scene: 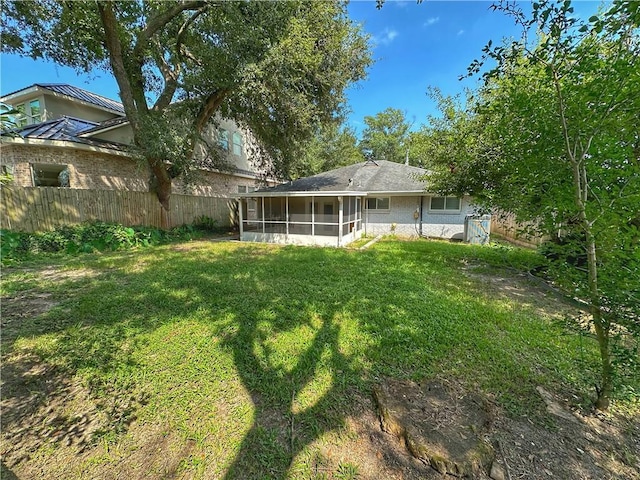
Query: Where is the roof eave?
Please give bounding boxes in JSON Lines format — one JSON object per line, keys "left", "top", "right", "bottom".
{"left": 78, "top": 121, "right": 130, "bottom": 137}
{"left": 0, "top": 85, "right": 41, "bottom": 103}
{"left": 236, "top": 189, "right": 430, "bottom": 198}
{"left": 0, "top": 136, "right": 131, "bottom": 156}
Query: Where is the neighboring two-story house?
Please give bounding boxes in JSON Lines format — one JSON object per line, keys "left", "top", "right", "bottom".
{"left": 0, "top": 83, "right": 270, "bottom": 196}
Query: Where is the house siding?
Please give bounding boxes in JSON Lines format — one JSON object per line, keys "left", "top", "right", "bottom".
{"left": 365, "top": 195, "right": 475, "bottom": 239}
{"left": 40, "top": 95, "right": 120, "bottom": 123}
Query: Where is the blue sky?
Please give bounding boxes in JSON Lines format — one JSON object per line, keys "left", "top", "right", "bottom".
{"left": 0, "top": 1, "right": 603, "bottom": 136}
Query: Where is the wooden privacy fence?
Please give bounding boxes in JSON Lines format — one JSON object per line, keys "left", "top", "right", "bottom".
{"left": 491, "top": 212, "right": 545, "bottom": 248}
{"left": 1, "top": 186, "right": 235, "bottom": 232}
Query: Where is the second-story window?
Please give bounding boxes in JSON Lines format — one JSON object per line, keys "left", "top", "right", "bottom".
{"left": 15, "top": 99, "right": 42, "bottom": 127}
{"left": 232, "top": 132, "right": 243, "bottom": 156}
{"left": 218, "top": 129, "right": 229, "bottom": 150}
{"left": 29, "top": 100, "right": 41, "bottom": 123}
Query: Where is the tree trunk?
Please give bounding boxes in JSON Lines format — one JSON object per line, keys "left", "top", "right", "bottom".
{"left": 149, "top": 158, "right": 173, "bottom": 228}
{"left": 554, "top": 68, "right": 613, "bottom": 411}
{"left": 584, "top": 232, "right": 613, "bottom": 410}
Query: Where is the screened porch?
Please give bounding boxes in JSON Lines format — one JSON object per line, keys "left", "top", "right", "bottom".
{"left": 239, "top": 194, "right": 363, "bottom": 247}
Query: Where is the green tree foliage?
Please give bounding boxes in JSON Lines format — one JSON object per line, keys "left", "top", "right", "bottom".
{"left": 1, "top": 0, "right": 371, "bottom": 215}
{"left": 292, "top": 122, "right": 364, "bottom": 178}
{"left": 420, "top": 1, "right": 639, "bottom": 410}
{"left": 408, "top": 87, "right": 497, "bottom": 175}
{"left": 0, "top": 104, "right": 19, "bottom": 136}
{"left": 359, "top": 107, "right": 411, "bottom": 162}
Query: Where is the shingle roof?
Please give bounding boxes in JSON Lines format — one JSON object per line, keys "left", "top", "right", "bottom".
{"left": 259, "top": 160, "right": 428, "bottom": 194}
{"left": 1, "top": 83, "right": 125, "bottom": 114}
{"left": 13, "top": 116, "right": 128, "bottom": 151}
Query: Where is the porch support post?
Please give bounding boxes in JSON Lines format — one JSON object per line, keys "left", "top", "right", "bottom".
{"left": 338, "top": 196, "right": 344, "bottom": 247}
{"left": 286, "top": 196, "right": 289, "bottom": 235}
{"left": 261, "top": 197, "right": 265, "bottom": 234}
{"left": 238, "top": 198, "right": 244, "bottom": 238}
{"left": 364, "top": 196, "right": 368, "bottom": 236}
{"left": 311, "top": 196, "right": 315, "bottom": 236}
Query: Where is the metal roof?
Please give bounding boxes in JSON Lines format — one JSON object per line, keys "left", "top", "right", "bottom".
{"left": 12, "top": 116, "right": 129, "bottom": 151}
{"left": 253, "top": 160, "right": 428, "bottom": 195}
{"left": 1, "top": 84, "right": 125, "bottom": 114}
{"left": 37, "top": 84, "right": 125, "bottom": 114}
{"left": 78, "top": 116, "right": 129, "bottom": 136}
{"left": 17, "top": 116, "right": 98, "bottom": 140}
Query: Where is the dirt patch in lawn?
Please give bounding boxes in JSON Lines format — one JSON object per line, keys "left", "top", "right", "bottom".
{"left": 462, "top": 264, "right": 587, "bottom": 320}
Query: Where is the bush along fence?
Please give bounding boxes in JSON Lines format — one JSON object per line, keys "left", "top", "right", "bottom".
{"left": 1, "top": 186, "right": 235, "bottom": 233}
{"left": 0, "top": 220, "right": 224, "bottom": 263}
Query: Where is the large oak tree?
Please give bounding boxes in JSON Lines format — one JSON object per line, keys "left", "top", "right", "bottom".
{"left": 2, "top": 0, "right": 371, "bottom": 218}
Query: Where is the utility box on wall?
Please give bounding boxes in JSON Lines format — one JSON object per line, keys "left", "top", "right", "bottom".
{"left": 464, "top": 215, "right": 491, "bottom": 244}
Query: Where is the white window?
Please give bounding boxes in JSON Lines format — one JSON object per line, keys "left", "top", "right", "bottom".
{"left": 365, "top": 197, "right": 390, "bottom": 210}
{"left": 14, "top": 99, "right": 41, "bottom": 127}
{"left": 232, "top": 132, "right": 243, "bottom": 156}
{"left": 218, "top": 129, "right": 229, "bottom": 150}
{"left": 430, "top": 196, "right": 461, "bottom": 212}
{"left": 29, "top": 100, "right": 41, "bottom": 123}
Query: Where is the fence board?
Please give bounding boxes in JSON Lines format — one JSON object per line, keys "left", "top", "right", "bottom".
{"left": 491, "top": 213, "right": 544, "bottom": 248}
{"left": 1, "top": 186, "right": 233, "bottom": 233}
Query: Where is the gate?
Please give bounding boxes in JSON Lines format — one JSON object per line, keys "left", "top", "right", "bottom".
{"left": 464, "top": 215, "right": 491, "bottom": 244}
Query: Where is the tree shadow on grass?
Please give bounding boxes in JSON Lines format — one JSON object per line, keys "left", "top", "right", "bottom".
{"left": 222, "top": 303, "right": 351, "bottom": 479}
{"left": 0, "top": 240, "right": 611, "bottom": 479}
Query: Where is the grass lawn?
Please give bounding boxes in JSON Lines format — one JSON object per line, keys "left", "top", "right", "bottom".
{"left": 1, "top": 238, "right": 635, "bottom": 479}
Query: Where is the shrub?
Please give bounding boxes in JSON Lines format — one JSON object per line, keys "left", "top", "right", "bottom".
{"left": 0, "top": 218, "right": 227, "bottom": 264}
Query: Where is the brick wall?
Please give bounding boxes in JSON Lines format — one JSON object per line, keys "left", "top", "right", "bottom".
{"left": 1, "top": 144, "right": 149, "bottom": 190}
{"left": 0, "top": 143, "right": 267, "bottom": 196}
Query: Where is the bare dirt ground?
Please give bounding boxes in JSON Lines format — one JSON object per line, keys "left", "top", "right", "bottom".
{"left": 1, "top": 263, "right": 638, "bottom": 479}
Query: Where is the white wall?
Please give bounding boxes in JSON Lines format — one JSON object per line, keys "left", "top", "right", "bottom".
{"left": 365, "top": 195, "right": 475, "bottom": 240}
{"left": 241, "top": 229, "right": 364, "bottom": 247}
{"left": 365, "top": 196, "right": 421, "bottom": 237}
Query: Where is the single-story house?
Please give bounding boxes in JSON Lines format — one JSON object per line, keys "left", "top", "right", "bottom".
{"left": 237, "top": 160, "right": 489, "bottom": 247}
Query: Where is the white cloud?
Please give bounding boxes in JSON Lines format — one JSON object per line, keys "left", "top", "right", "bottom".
{"left": 373, "top": 28, "right": 399, "bottom": 46}
{"left": 457, "top": 29, "right": 465, "bottom": 36}
{"left": 424, "top": 17, "right": 440, "bottom": 27}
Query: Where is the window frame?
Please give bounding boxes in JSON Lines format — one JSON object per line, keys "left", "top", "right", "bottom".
{"left": 218, "top": 128, "right": 229, "bottom": 150}
{"left": 365, "top": 196, "right": 391, "bottom": 212}
{"left": 232, "top": 132, "right": 243, "bottom": 156}
{"left": 14, "top": 99, "right": 42, "bottom": 127}
{"left": 31, "top": 163, "right": 70, "bottom": 187}
{"left": 429, "top": 196, "right": 462, "bottom": 213}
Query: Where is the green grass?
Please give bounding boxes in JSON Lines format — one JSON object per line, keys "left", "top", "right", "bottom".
{"left": 2, "top": 238, "right": 632, "bottom": 479}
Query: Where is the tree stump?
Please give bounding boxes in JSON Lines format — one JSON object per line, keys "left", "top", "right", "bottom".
{"left": 373, "top": 379, "right": 495, "bottom": 477}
